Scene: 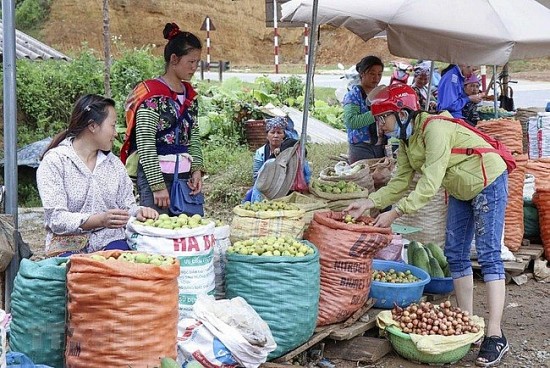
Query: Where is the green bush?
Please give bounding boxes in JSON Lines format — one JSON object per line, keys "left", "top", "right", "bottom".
{"left": 15, "top": 48, "right": 104, "bottom": 146}
{"left": 15, "top": 0, "right": 51, "bottom": 31}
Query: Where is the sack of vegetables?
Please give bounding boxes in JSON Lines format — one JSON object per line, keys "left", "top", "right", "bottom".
{"left": 304, "top": 211, "right": 393, "bottom": 326}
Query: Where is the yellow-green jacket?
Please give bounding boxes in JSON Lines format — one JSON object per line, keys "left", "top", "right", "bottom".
{"left": 369, "top": 111, "right": 507, "bottom": 215}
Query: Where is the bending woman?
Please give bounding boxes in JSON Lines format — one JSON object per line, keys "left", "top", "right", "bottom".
{"left": 346, "top": 84, "right": 510, "bottom": 368}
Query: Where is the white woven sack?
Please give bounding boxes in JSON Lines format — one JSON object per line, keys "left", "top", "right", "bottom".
{"left": 126, "top": 219, "right": 216, "bottom": 319}
{"left": 394, "top": 173, "right": 448, "bottom": 246}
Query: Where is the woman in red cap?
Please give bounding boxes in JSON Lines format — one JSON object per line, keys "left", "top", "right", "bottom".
{"left": 346, "top": 83, "right": 511, "bottom": 367}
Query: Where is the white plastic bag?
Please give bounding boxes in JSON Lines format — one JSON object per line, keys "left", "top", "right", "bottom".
{"left": 523, "top": 174, "right": 536, "bottom": 203}
{"left": 177, "top": 318, "right": 238, "bottom": 367}
{"left": 192, "top": 295, "right": 277, "bottom": 368}
{"left": 334, "top": 161, "right": 353, "bottom": 176}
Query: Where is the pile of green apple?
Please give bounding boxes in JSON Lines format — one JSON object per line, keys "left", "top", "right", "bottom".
{"left": 311, "top": 180, "right": 362, "bottom": 194}
{"left": 90, "top": 252, "right": 177, "bottom": 266}
{"left": 227, "top": 236, "right": 315, "bottom": 257}
{"left": 238, "top": 200, "right": 299, "bottom": 212}
{"left": 133, "top": 213, "right": 214, "bottom": 230}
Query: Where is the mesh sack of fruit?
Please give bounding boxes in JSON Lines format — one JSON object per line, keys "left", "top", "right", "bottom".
{"left": 304, "top": 211, "right": 393, "bottom": 326}
{"left": 504, "top": 154, "right": 528, "bottom": 251}
{"left": 309, "top": 179, "right": 370, "bottom": 202}
{"left": 526, "top": 158, "right": 550, "bottom": 189}
{"left": 533, "top": 187, "right": 550, "bottom": 260}
{"left": 225, "top": 239, "right": 320, "bottom": 359}
{"left": 365, "top": 157, "right": 396, "bottom": 190}
{"left": 320, "top": 159, "right": 375, "bottom": 193}
{"left": 394, "top": 173, "right": 448, "bottom": 246}
{"left": 10, "top": 258, "right": 67, "bottom": 368}
{"left": 126, "top": 216, "right": 216, "bottom": 318}
{"left": 230, "top": 201, "right": 306, "bottom": 243}
{"left": 65, "top": 250, "right": 180, "bottom": 367}
{"left": 276, "top": 192, "right": 329, "bottom": 224}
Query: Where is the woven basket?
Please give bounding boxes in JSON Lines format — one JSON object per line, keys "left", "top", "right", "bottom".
{"left": 385, "top": 325, "right": 471, "bottom": 364}
{"left": 245, "top": 119, "right": 266, "bottom": 151}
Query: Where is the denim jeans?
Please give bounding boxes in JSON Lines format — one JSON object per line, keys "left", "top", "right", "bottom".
{"left": 445, "top": 172, "right": 508, "bottom": 282}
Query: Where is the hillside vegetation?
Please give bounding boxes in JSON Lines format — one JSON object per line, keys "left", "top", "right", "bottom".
{"left": 38, "top": 0, "right": 391, "bottom": 67}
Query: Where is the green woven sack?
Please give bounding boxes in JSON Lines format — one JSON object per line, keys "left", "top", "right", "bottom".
{"left": 524, "top": 204, "right": 540, "bottom": 238}
{"left": 10, "top": 258, "right": 68, "bottom": 368}
{"left": 225, "top": 241, "right": 320, "bottom": 359}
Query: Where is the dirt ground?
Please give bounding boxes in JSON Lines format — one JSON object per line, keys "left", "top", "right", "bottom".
{"left": 15, "top": 207, "right": 550, "bottom": 368}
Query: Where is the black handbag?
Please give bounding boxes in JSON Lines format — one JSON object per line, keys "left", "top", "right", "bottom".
{"left": 169, "top": 124, "right": 204, "bottom": 216}
{"left": 498, "top": 86, "right": 515, "bottom": 111}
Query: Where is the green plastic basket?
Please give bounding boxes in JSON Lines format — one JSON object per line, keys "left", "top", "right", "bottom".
{"left": 385, "top": 325, "right": 471, "bottom": 365}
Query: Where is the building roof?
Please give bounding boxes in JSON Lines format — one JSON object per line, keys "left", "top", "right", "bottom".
{"left": 0, "top": 21, "right": 70, "bottom": 61}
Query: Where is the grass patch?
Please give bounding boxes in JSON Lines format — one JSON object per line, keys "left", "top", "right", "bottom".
{"left": 202, "top": 141, "right": 348, "bottom": 222}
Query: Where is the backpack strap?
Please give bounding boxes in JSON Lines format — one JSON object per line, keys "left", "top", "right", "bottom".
{"left": 120, "top": 79, "right": 197, "bottom": 164}
{"left": 422, "top": 115, "right": 515, "bottom": 186}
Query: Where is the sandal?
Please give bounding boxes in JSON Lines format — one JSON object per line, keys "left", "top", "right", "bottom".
{"left": 475, "top": 333, "right": 510, "bottom": 367}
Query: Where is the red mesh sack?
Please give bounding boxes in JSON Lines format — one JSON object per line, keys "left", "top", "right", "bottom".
{"left": 504, "top": 154, "right": 528, "bottom": 252}
{"left": 304, "top": 211, "right": 393, "bottom": 326}
{"left": 533, "top": 188, "right": 550, "bottom": 260}
{"left": 65, "top": 250, "right": 180, "bottom": 367}
{"left": 476, "top": 118, "right": 524, "bottom": 154}
{"left": 526, "top": 158, "right": 550, "bottom": 189}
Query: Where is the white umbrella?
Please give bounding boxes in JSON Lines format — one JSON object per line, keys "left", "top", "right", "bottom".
{"left": 282, "top": 0, "right": 550, "bottom": 65}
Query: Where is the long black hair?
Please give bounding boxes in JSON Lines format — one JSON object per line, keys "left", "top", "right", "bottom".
{"left": 41, "top": 94, "right": 115, "bottom": 159}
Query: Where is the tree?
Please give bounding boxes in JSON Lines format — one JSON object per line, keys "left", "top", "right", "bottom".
{"left": 102, "top": 0, "right": 112, "bottom": 97}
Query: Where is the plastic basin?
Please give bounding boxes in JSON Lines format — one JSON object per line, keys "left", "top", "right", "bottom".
{"left": 369, "top": 260, "right": 430, "bottom": 309}
{"left": 424, "top": 276, "right": 454, "bottom": 294}
{"left": 385, "top": 325, "right": 471, "bottom": 364}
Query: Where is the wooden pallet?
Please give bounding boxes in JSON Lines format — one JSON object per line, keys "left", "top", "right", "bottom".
{"left": 471, "top": 243, "right": 544, "bottom": 277}
{"left": 261, "top": 292, "right": 453, "bottom": 367}
{"left": 263, "top": 299, "right": 377, "bottom": 366}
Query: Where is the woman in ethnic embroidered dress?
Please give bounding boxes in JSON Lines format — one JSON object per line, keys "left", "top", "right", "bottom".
{"left": 128, "top": 23, "right": 205, "bottom": 214}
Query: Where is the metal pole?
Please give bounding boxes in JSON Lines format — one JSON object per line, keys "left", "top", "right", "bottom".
{"left": 206, "top": 16, "right": 211, "bottom": 75}
{"left": 304, "top": 23, "right": 309, "bottom": 73}
{"left": 493, "top": 65, "right": 499, "bottom": 119}
{"left": 424, "top": 61, "right": 435, "bottom": 111}
{"left": 273, "top": 0, "right": 280, "bottom": 74}
{"left": 300, "top": 0, "right": 319, "bottom": 160}
{"left": 3, "top": 0, "right": 21, "bottom": 311}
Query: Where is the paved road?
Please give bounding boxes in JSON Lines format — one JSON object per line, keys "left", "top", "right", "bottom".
{"left": 206, "top": 71, "right": 550, "bottom": 109}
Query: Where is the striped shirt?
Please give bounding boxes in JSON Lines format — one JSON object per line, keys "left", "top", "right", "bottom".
{"left": 135, "top": 95, "right": 204, "bottom": 191}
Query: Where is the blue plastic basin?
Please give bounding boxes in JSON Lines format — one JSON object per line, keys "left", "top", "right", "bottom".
{"left": 369, "top": 260, "right": 431, "bottom": 309}
{"left": 424, "top": 276, "right": 454, "bottom": 294}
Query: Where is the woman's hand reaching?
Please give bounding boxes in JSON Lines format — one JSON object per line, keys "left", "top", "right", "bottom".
{"left": 343, "top": 198, "right": 375, "bottom": 219}
{"left": 136, "top": 207, "right": 159, "bottom": 221}
{"left": 371, "top": 209, "right": 400, "bottom": 228}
